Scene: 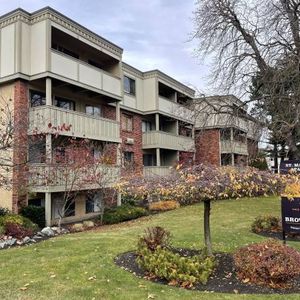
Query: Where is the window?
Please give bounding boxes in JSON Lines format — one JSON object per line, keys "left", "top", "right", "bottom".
{"left": 86, "top": 192, "right": 102, "bottom": 214}
{"left": 124, "top": 76, "right": 136, "bottom": 95}
{"left": 64, "top": 198, "right": 75, "bottom": 217}
{"left": 123, "top": 151, "right": 134, "bottom": 166}
{"left": 143, "top": 154, "right": 156, "bottom": 166}
{"left": 86, "top": 105, "right": 102, "bottom": 117}
{"left": 28, "top": 137, "right": 46, "bottom": 163}
{"left": 122, "top": 114, "right": 133, "bottom": 131}
{"left": 52, "top": 43, "right": 79, "bottom": 59}
{"left": 30, "top": 90, "right": 46, "bottom": 107}
{"left": 142, "top": 120, "right": 152, "bottom": 133}
{"left": 54, "top": 96, "right": 75, "bottom": 111}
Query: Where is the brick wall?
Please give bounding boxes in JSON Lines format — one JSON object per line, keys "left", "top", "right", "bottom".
{"left": 195, "top": 129, "right": 220, "bottom": 166}
{"left": 120, "top": 110, "right": 143, "bottom": 175}
{"left": 12, "top": 80, "right": 29, "bottom": 213}
{"left": 103, "top": 104, "right": 116, "bottom": 120}
{"left": 179, "top": 151, "right": 194, "bottom": 167}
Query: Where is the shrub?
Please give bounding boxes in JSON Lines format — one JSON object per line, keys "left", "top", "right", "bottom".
{"left": 0, "top": 214, "right": 39, "bottom": 232}
{"left": 139, "top": 226, "right": 171, "bottom": 251}
{"left": 234, "top": 239, "right": 300, "bottom": 288}
{"left": 148, "top": 200, "right": 180, "bottom": 212}
{"left": 137, "top": 244, "right": 215, "bottom": 287}
{"left": 20, "top": 205, "right": 45, "bottom": 228}
{"left": 102, "top": 204, "right": 147, "bottom": 224}
{"left": 251, "top": 215, "right": 281, "bottom": 233}
{"left": 0, "top": 207, "right": 10, "bottom": 217}
{"left": 4, "top": 222, "right": 34, "bottom": 239}
{"left": 0, "top": 225, "right": 4, "bottom": 236}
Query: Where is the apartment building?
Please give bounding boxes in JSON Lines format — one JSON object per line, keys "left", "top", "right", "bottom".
{"left": 0, "top": 7, "right": 259, "bottom": 225}
{"left": 194, "top": 95, "right": 260, "bottom": 167}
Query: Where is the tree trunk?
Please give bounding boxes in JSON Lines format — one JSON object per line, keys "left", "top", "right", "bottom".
{"left": 203, "top": 200, "right": 212, "bottom": 256}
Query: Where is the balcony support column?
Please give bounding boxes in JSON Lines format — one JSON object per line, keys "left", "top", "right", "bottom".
{"left": 117, "top": 193, "right": 122, "bottom": 206}
{"left": 231, "top": 153, "right": 235, "bottom": 166}
{"left": 46, "top": 78, "right": 52, "bottom": 106}
{"left": 45, "top": 192, "right": 52, "bottom": 227}
{"left": 155, "top": 114, "right": 160, "bottom": 131}
{"left": 46, "top": 134, "right": 52, "bottom": 163}
{"left": 116, "top": 101, "right": 121, "bottom": 122}
{"left": 156, "top": 148, "right": 161, "bottom": 166}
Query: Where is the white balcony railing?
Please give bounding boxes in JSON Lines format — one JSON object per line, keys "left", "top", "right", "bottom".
{"left": 143, "top": 166, "right": 172, "bottom": 177}
{"left": 28, "top": 163, "right": 120, "bottom": 193}
{"left": 29, "top": 105, "right": 121, "bottom": 143}
{"left": 221, "top": 140, "right": 248, "bottom": 155}
{"left": 50, "top": 50, "right": 122, "bottom": 98}
{"left": 158, "top": 97, "right": 194, "bottom": 123}
{"left": 142, "top": 131, "right": 195, "bottom": 152}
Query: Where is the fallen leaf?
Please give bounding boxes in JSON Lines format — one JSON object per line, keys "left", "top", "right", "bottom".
{"left": 148, "top": 294, "right": 155, "bottom": 299}
{"left": 242, "top": 278, "right": 250, "bottom": 283}
{"left": 19, "top": 287, "right": 28, "bottom": 291}
{"left": 234, "top": 289, "right": 239, "bottom": 294}
{"left": 50, "top": 274, "right": 56, "bottom": 278}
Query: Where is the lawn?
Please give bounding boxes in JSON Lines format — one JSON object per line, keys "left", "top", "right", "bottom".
{"left": 0, "top": 196, "right": 299, "bottom": 300}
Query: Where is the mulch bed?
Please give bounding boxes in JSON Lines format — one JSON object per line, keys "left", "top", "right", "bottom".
{"left": 114, "top": 248, "right": 300, "bottom": 294}
{"left": 254, "top": 230, "right": 300, "bottom": 242}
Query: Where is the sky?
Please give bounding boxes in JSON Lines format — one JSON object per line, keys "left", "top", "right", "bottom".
{"left": 0, "top": 0, "right": 213, "bottom": 94}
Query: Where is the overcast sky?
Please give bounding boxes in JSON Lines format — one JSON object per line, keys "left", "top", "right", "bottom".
{"left": 0, "top": 0, "right": 213, "bottom": 94}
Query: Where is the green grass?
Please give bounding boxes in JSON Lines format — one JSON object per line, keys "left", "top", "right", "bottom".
{"left": 0, "top": 196, "right": 300, "bottom": 300}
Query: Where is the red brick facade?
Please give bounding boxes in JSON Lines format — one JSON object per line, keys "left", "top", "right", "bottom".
{"left": 120, "top": 110, "right": 143, "bottom": 175}
{"left": 12, "top": 80, "right": 29, "bottom": 213}
{"left": 195, "top": 129, "right": 220, "bottom": 166}
{"left": 103, "top": 104, "right": 116, "bottom": 120}
{"left": 179, "top": 151, "right": 194, "bottom": 167}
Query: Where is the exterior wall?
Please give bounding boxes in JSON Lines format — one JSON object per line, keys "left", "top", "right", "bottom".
{"left": 0, "top": 83, "right": 14, "bottom": 210}
{"left": 12, "top": 80, "right": 29, "bottom": 212}
{"left": 120, "top": 110, "right": 143, "bottom": 174}
{"left": 103, "top": 104, "right": 116, "bottom": 120}
{"left": 179, "top": 151, "right": 194, "bottom": 167}
{"left": 235, "top": 154, "right": 248, "bottom": 167}
{"left": 195, "top": 129, "right": 220, "bottom": 166}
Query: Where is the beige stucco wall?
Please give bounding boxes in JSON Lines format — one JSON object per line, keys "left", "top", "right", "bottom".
{"left": 0, "top": 83, "right": 15, "bottom": 210}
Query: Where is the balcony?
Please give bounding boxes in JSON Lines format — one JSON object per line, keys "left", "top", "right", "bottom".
{"left": 28, "top": 164, "right": 120, "bottom": 193}
{"left": 143, "top": 166, "right": 172, "bottom": 177}
{"left": 50, "top": 50, "right": 122, "bottom": 99}
{"left": 158, "top": 97, "right": 194, "bottom": 123}
{"left": 142, "top": 131, "right": 195, "bottom": 152}
{"left": 221, "top": 140, "right": 248, "bottom": 155}
{"left": 29, "top": 105, "right": 121, "bottom": 143}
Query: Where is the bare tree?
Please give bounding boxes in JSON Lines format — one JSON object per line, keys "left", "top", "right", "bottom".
{"left": 193, "top": 0, "right": 300, "bottom": 159}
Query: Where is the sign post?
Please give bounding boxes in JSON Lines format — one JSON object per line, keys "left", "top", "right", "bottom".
{"left": 281, "top": 197, "right": 300, "bottom": 244}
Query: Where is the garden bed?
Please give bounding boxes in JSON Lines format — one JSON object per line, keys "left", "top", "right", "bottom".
{"left": 115, "top": 249, "right": 300, "bottom": 294}
{"left": 254, "top": 231, "right": 300, "bottom": 242}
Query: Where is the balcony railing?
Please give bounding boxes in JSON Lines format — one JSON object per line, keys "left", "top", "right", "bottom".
{"left": 28, "top": 163, "right": 120, "bottom": 193}
{"left": 221, "top": 140, "right": 248, "bottom": 155}
{"left": 29, "top": 105, "right": 121, "bottom": 143}
{"left": 158, "top": 97, "right": 194, "bottom": 123}
{"left": 50, "top": 50, "right": 122, "bottom": 99}
{"left": 143, "top": 166, "right": 172, "bottom": 177}
{"left": 142, "top": 131, "right": 195, "bottom": 151}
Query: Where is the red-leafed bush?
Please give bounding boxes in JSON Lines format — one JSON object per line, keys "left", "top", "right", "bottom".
{"left": 4, "top": 222, "right": 34, "bottom": 239}
{"left": 234, "top": 239, "right": 300, "bottom": 288}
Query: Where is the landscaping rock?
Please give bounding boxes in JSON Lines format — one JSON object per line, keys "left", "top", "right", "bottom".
{"left": 70, "top": 223, "right": 84, "bottom": 232}
{"left": 83, "top": 220, "right": 94, "bottom": 228}
{"left": 6, "top": 238, "right": 17, "bottom": 247}
{"left": 0, "top": 242, "right": 6, "bottom": 249}
{"left": 22, "top": 236, "right": 31, "bottom": 244}
{"left": 41, "top": 227, "right": 54, "bottom": 237}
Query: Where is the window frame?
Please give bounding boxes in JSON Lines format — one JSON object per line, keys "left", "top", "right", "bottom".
{"left": 30, "top": 90, "right": 46, "bottom": 107}
{"left": 54, "top": 96, "right": 76, "bottom": 111}
{"left": 124, "top": 76, "right": 136, "bottom": 96}
{"left": 122, "top": 114, "right": 133, "bottom": 132}
{"left": 85, "top": 105, "right": 102, "bottom": 117}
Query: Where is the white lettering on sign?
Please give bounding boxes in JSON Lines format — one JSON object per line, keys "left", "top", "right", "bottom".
{"left": 285, "top": 217, "right": 300, "bottom": 222}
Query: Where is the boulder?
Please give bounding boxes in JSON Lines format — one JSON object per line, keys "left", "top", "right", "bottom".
{"left": 22, "top": 236, "right": 31, "bottom": 244}
{"left": 70, "top": 223, "right": 84, "bottom": 232}
{"left": 6, "top": 238, "right": 17, "bottom": 247}
{"left": 83, "top": 220, "right": 95, "bottom": 228}
{"left": 0, "top": 242, "right": 6, "bottom": 249}
{"left": 41, "top": 227, "right": 55, "bottom": 237}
